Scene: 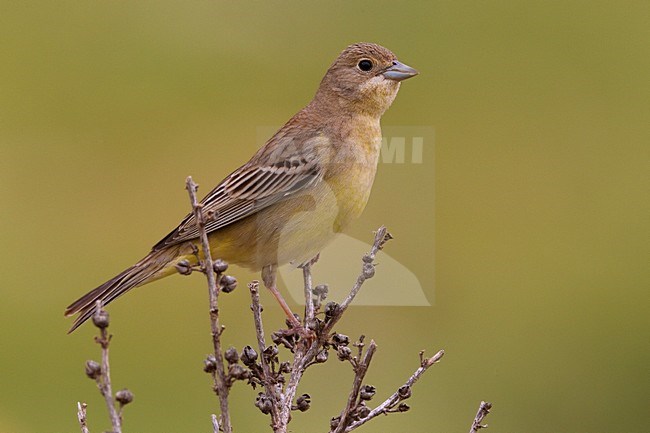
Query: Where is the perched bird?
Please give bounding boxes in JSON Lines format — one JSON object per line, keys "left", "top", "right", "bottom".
{"left": 65, "top": 42, "right": 418, "bottom": 332}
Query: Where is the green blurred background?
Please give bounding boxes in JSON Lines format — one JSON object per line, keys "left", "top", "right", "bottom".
{"left": 1, "top": 1, "right": 648, "bottom": 432}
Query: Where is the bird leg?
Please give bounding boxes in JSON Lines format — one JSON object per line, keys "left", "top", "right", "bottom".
{"left": 297, "top": 253, "right": 320, "bottom": 268}
{"left": 262, "top": 264, "right": 302, "bottom": 329}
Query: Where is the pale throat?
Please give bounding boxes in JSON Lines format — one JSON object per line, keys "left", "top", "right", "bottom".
{"left": 357, "top": 76, "right": 400, "bottom": 117}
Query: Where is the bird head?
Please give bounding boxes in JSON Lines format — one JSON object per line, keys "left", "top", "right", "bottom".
{"left": 315, "top": 42, "right": 418, "bottom": 117}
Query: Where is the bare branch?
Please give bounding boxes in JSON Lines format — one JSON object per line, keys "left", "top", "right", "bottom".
{"left": 75, "top": 175, "right": 491, "bottom": 433}
{"left": 277, "top": 345, "right": 308, "bottom": 432}
{"left": 322, "top": 226, "right": 392, "bottom": 336}
{"left": 333, "top": 340, "right": 377, "bottom": 433}
{"left": 301, "top": 262, "right": 315, "bottom": 326}
{"left": 92, "top": 301, "right": 122, "bottom": 433}
{"left": 76, "top": 402, "right": 89, "bottom": 433}
{"left": 249, "top": 281, "right": 282, "bottom": 427}
{"left": 469, "top": 401, "right": 493, "bottom": 433}
{"left": 278, "top": 227, "right": 395, "bottom": 433}
{"left": 186, "top": 176, "right": 232, "bottom": 433}
{"left": 341, "top": 349, "right": 445, "bottom": 432}
{"left": 211, "top": 414, "right": 220, "bottom": 433}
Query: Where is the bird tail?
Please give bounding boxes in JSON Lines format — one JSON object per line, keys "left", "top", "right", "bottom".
{"left": 64, "top": 247, "right": 180, "bottom": 333}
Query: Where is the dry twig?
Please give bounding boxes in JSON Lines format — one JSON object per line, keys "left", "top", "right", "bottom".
{"left": 469, "top": 401, "right": 493, "bottom": 433}
{"left": 92, "top": 301, "right": 122, "bottom": 433}
{"left": 250, "top": 281, "right": 282, "bottom": 428}
{"left": 323, "top": 226, "right": 392, "bottom": 334}
{"left": 75, "top": 177, "right": 494, "bottom": 432}
{"left": 301, "top": 261, "right": 316, "bottom": 326}
{"left": 76, "top": 402, "right": 89, "bottom": 433}
{"left": 186, "top": 176, "right": 233, "bottom": 433}
{"left": 332, "top": 339, "right": 377, "bottom": 433}
{"left": 78, "top": 302, "right": 133, "bottom": 433}
{"left": 240, "top": 225, "right": 455, "bottom": 433}
{"left": 340, "top": 349, "right": 445, "bottom": 433}
{"left": 276, "top": 227, "right": 392, "bottom": 431}
{"left": 211, "top": 413, "right": 220, "bottom": 433}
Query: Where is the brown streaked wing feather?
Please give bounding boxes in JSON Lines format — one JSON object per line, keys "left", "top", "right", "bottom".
{"left": 152, "top": 157, "right": 322, "bottom": 250}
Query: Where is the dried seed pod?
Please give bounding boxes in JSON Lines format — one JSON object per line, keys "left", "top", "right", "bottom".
{"left": 203, "top": 354, "right": 217, "bottom": 373}
{"left": 324, "top": 302, "right": 341, "bottom": 320}
{"left": 92, "top": 309, "right": 109, "bottom": 329}
{"left": 398, "top": 384, "right": 412, "bottom": 399}
{"left": 313, "top": 284, "right": 329, "bottom": 298}
{"left": 279, "top": 361, "right": 291, "bottom": 374}
{"left": 213, "top": 259, "right": 229, "bottom": 273}
{"left": 220, "top": 275, "right": 237, "bottom": 293}
{"left": 228, "top": 364, "right": 249, "bottom": 380}
{"left": 294, "top": 393, "right": 311, "bottom": 412}
{"left": 115, "top": 389, "right": 134, "bottom": 405}
{"left": 337, "top": 346, "right": 352, "bottom": 361}
{"left": 359, "top": 384, "right": 376, "bottom": 401}
{"left": 175, "top": 259, "right": 192, "bottom": 275}
{"left": 356, "top": 403, "right": 370, "bottom": 419}
{"left": 224, "top": 347, "right": 239, "bottom": 364}
{"left": 241, "top": 346, "right": 258, "bottom": 367}
{"left": 255, "top": 393, "right": 273, "bottom": 414}
{"left": 331, "top": 333, "right": 350, "bottom": 347}
{"left": 262, "top": 345, "right": 279, "bottom": 361}
{"left": 84, "top": 360, "right": 101, "bottom": 380}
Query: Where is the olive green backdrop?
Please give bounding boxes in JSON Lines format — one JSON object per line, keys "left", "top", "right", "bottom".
{"left": 1, "top": 1, "right": 648, "bottom": 432}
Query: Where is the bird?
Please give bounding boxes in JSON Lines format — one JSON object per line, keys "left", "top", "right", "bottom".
{"left": 65, "top": 42, "right": 418, "bottom": 333}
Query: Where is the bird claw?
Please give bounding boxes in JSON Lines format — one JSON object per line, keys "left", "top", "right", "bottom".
{"left": 283, "top": 324, "right": 317, "bottom": 346}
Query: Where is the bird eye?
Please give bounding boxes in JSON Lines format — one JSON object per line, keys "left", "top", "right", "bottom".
{"left": 357, "top": 59, "right": 373, "bottom": 71}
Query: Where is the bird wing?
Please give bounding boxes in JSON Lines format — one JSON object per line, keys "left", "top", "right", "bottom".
{"left": 152, "top": 152, "right": 323, "bottom": 251}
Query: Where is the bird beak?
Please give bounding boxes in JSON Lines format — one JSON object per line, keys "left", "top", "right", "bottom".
{"left": 382, "top": 61, "right": 419, "bottom": 82}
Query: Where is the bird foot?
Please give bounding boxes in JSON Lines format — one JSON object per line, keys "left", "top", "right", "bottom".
{"left": 285, "top": 324, "right": 317, "bottom": 346}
